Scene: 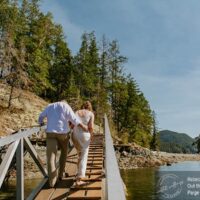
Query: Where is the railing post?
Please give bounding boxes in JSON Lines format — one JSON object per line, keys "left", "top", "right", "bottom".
{"left": 104, "top": 114, "right": 126, "bottom": 200}
{"left": 16, "top": 138, "right": 24, "bottom": 200}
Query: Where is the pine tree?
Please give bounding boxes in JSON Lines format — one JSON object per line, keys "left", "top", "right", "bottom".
{"left": 48, "top": 25, "right": 72, "bottom": 101}
{"left": 107, "top": 40, "right": 127, "bottom": 127}
{"left": 0, "top": 1, "right": 28, "bottom": 107}
{"left": 74, "top": 32, "right": 99, "bottom": 99}
{"left": 150, "top": 111, "right": 159, "bottom": 150}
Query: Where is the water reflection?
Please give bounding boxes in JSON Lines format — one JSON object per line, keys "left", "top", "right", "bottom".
{"left": 121, "top": 167, "right": 159, "bottom": 200}
{"left": 0, "top": 179, "right": 42, "bottom": 199}
{"left": 121, "top": 161, "right": 200, "bottom": 200}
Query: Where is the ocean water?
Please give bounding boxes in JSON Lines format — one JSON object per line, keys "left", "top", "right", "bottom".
{"left": 121, "top": 161, "right": 200, "bottom": 200}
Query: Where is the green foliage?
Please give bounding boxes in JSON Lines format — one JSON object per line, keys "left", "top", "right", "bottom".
{"left": 0, "top": 0, "right": 155, "bottom": 147}
{"left": 73, "top": 32, "right": 99, "bottom": 99}
{"left": 48, "top": 26, "right": 72, "bottom": 100}
{"left": 150, "top": 111, "right": 159, "bottom": 150}
{"left": 159, "top": 130, "right": 196, "bottom": 153}
{"left": 193, "top": 135, "right": 200, "bottom": 153}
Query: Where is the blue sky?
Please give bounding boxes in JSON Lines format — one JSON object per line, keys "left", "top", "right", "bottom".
{"left": 40, "top": 0, "right": 200, "bottom": 137}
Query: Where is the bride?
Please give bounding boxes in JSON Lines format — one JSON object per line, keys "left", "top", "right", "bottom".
{"left": 71, "top": 101, "right": 94, "bottom": 186}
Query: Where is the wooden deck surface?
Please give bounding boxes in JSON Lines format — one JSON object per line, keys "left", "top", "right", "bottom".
{"left": 34, "top": 134, "right": 104, "bottom": 200}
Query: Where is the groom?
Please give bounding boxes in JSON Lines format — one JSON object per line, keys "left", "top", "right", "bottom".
{"left": 38, "top": 100, "right": 88, "bottom": 187}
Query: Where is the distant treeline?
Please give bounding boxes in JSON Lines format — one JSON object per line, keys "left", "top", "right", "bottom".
{"left": 159, "top": 130, "right": 197, "bottom": 153}
{"left": 0, "top": 0, "right": 158, "bottom": 149}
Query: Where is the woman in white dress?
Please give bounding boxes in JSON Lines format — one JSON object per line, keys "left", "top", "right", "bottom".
{"left": 71, "top": 101, "right": 94, "bottom": 186}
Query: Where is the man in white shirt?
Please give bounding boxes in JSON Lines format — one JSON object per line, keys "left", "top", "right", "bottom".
{"left": 38, "top": 100, "right": 88, "bottom": 187}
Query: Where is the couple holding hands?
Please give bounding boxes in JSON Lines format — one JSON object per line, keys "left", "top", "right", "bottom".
{"left": 38, "top": 100, "right": 94, "bottom": 187}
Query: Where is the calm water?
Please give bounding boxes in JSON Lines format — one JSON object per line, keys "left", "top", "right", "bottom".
{"left": 121, "top": 161, "right": 200, "bottom": 200}
{"left": 0, "top": 179, "right": 42, "bottom": 199}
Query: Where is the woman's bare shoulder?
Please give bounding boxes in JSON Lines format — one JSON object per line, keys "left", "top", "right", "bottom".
{"left": 76, "top": 109, "right": 94, "bottom": 118}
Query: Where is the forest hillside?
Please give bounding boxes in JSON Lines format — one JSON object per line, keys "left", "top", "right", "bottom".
{"left": 0, "top": 0, "right": 158, "bottom": 149}
{"left": 0, "top": 83, "right": 47, "bottom": 136}
{"left": 159, "top": 130, "right": 196, "bottom": 153}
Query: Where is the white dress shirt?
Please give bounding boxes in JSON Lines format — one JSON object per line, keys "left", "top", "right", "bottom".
{"left": 38, "top": 102, "right": 81, "bottom": 134}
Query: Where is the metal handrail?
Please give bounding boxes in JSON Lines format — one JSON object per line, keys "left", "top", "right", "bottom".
{"left": 0, "top": 125, "right": 48, "bottom": 200}
{"left": 104, "top": 114, "right": 126, "bottom": 200}
{"left": 0, "top": 125, "right": 46, "bottom": 147}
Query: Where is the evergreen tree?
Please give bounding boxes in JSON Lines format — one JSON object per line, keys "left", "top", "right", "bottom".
{"left": 95, "top": 35, "right": 110, "bottom": 122}
{"left": 0, "top": 0, "right": 155, "bottom": 147}
{"left": 150, "top": 111, "right": 159, "bottom": 150}
{"left": 107, "top": 40, "right": 127, "bottom": 127}
{"left": 193, "top": 134, "right": 200, "bottom": 153}
{"left": 48, "top": 25, "right": 72, "bottom": 101}
{"left": 73, "top": 32, "right": 99, "bottom": 104}
{"left": 0, "top": 0, "right": 27, "bottom": 107}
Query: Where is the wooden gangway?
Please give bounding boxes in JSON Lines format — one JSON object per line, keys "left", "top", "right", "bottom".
{"left": 0, "top": 115, "right": 126, "bottom": 200}
{"left": 35, "top": 134, "right": 104, "bottom": 200}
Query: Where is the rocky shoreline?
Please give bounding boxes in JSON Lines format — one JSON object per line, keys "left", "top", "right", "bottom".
{"left": 3, "top": 142, "right": 200, "bottom": 180}
{"left": 115, "top": 144, "right": 200, "bottom": 169}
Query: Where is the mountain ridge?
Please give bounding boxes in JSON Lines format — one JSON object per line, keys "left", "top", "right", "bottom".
{"left": 159, "top": 130, "right": 197, "bottom": 153}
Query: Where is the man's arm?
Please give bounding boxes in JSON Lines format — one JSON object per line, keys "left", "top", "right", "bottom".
{"left": 65, "top": 104, "right": 88, "bottom": 131}
{"left": 38, "top": 107, "right": 47, "bottom": 126}
{"left": 78, "top": 123, "right": 88, "bottom": 132}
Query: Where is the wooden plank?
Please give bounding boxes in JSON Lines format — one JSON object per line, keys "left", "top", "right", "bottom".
{"left": 89, "top": 152, "right": 103, "bottom": 155}
{"left": 35, "top": 147, "right": 78, "bottom": 199}
{"left": 86, "top": 166, "right": 102, "bottom": 170}
{"left": 66, "top": 160, "right": 77, "bottom": 164}
{"left": 34, "top": 187, "right": 55, "bottom": 200}
{"left": 81, "top": 177, "right": 102, "bottom": 182}
{"left": 87, "top": 169, "right": 102, "bottom": 172}
{"left": 67, "top": 153, "right": 78, "bottom": 158}
{"left": 88, "top": 155, "right": 102, "bottom": 158}
{"left": 87, "top": 161, "right": 103, "bottom": 165}
{"left": 68, "top": 190, "right": 102, "bottom": 199}
{"left": 50, "top": 188, "right": 68, "bottom": 199}
{"left": 89, "top": 145, "right": 103, "bottom": 147}
{"left": 87, "top": 164, "right": 102, "bottom": 168}
{"left": 87, "top": 190, "right": 102, "bottom": 198}
{"left": 88, "top": 158, "right": 103, "bottom": 162}
{"left": 87, "top": 175, "right": 103, "bottom": 179}
{"left": 89, "top": 148, "right": 103, "bottom": 151}
{"left": 88, "top": 150, "right": 103, "bottom": 152}
{"left": 65, "top": 135, "right": 104, "bottom": 200}
{"left": 87, "top": 182, "right": 102, "bottom": 190}
{"left": 86, "top": 171, "right": 102, "bottom": 175}
{"left": 88, "top": 153, "right": 103, "bottom": 156}
{"left": 71, "top": 181, "right": 101, "bottom": 190}
{"left": 67, "top": 190, "right": 86, "bottom": 199}
{"left": 0, "top": 140, "right": 19, "bottom": 187}
{"left": 50, "top": 177, "right": 74, "bottom": 199}
{"left": 68, "top": 193, "right": 101, "bottom": 199}
{"left": 89, "top": 149, "right": 103, "bottom": 151}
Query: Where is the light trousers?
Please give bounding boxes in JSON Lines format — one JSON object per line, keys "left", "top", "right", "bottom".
{"left": 46, "top": 133, "right": 69, "bottom": 187}
{"left": 72, "top": 131, "right": 90, "bottom": 178}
